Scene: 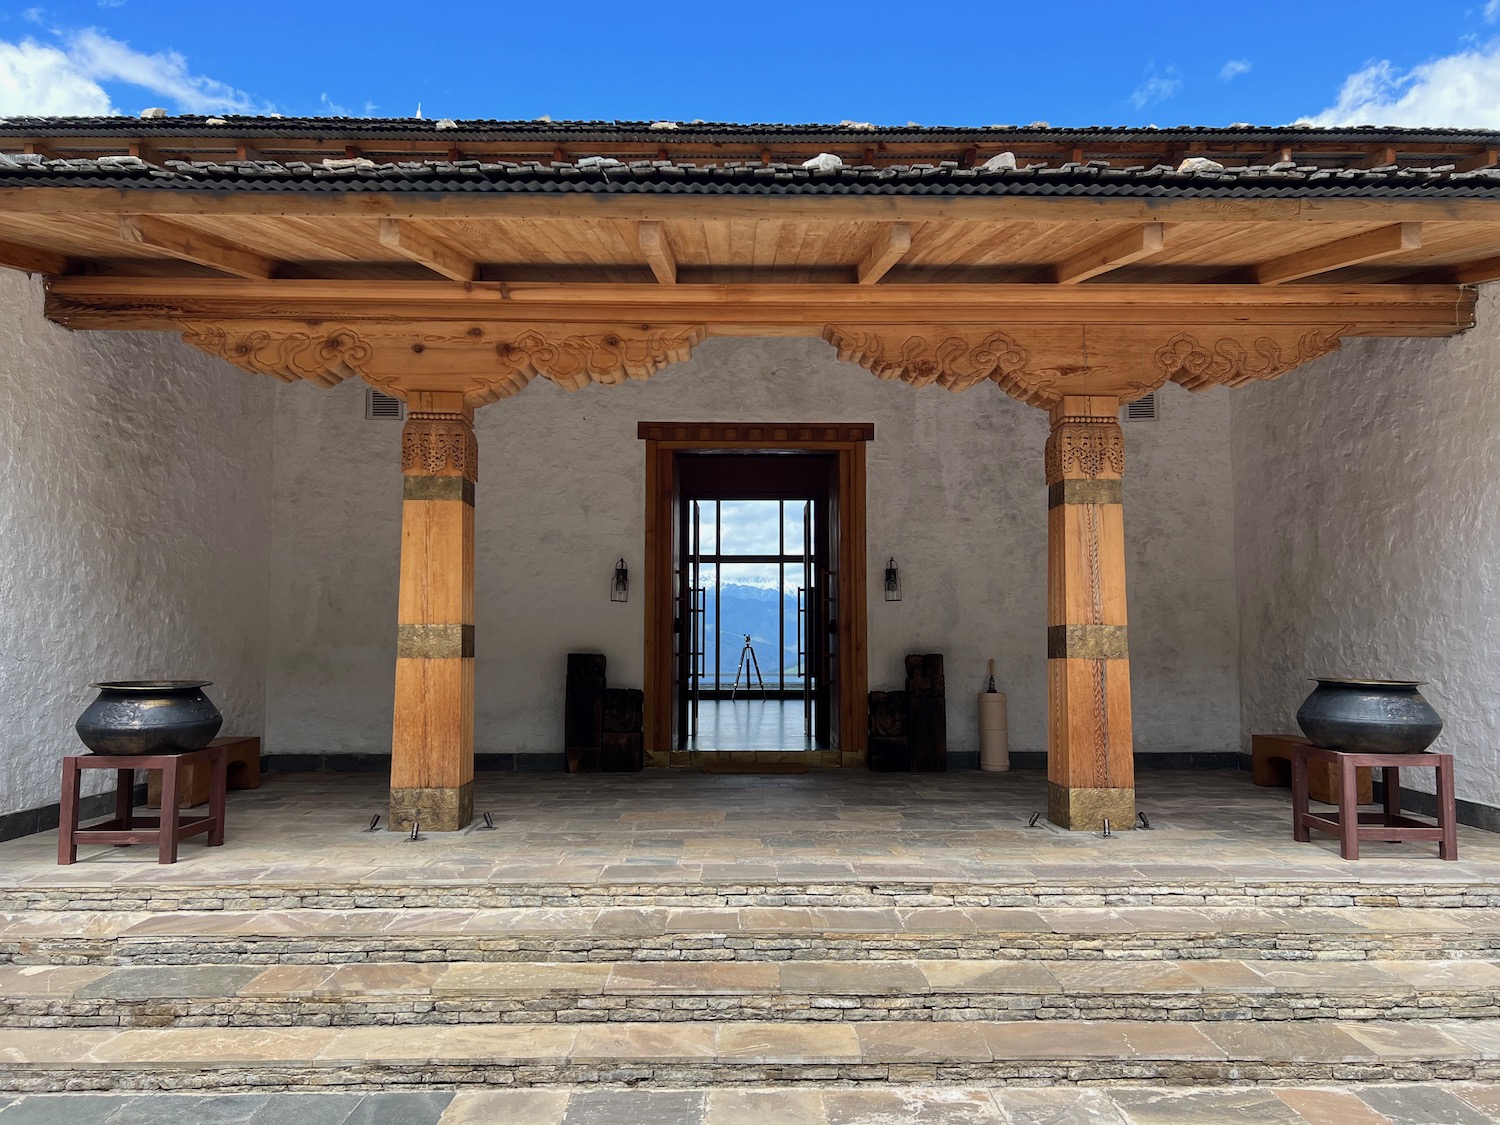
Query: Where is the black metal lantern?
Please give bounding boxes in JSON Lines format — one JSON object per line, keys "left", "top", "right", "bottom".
{"left": 611, "top": 558, "right": 630, "bottom": 603}
{"left": 884, "top": 557, "right": 902, "bottom": 602}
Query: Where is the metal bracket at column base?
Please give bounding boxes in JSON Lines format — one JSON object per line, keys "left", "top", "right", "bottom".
{"left": 389, "top": 782, "right": 474, "bottom": 833}
{"left": 1047, "top": 782, "right": 1135, "bottom": 832}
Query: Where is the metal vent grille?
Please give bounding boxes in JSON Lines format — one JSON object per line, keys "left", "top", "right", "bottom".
{"left": 1125, "top": 392, "right": 1158, "bottom": 421}
{"left": 365, "top": 388, "right": 405, "bottom": 420}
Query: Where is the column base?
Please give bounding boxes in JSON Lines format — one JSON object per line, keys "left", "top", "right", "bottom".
{"left": 1048, "top": 782, "right": 1135, "bottom": 832}
{"left": 389, "top": 782, "right": 473, "bottom": 833}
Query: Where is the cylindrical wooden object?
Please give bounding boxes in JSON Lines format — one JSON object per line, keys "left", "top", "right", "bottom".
{"left": 978, "top": 692, "right": 1009, "bottom": 772}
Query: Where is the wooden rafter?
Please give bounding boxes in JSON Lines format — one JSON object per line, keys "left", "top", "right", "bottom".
{"left": 1050, "top": 223, "right": 1165, "bottom": 284}
{"left": 1253, "top": 223, "right": 1423, "bottom": 285}
{"left": 0, "top": 237, "right": 68, "bottom": 275}
{"left": 1253, "top": 145, "right": 1293, "bottom": 166}
{"left": 376, "top": 219, "right": 477, "bottom": 282}
{"left": 117, "top": 215, "right": 275, "bottom": 279}
{"left": 1354, "top": 146, "right": 1399, "bottom": 170}
{"left": 856, "top": 224, "right": 911, "bottom": 285}
{"left": 638, "top": 221, "right": 677, "bottom": 285}
{"left": 1455, "top": 148, "right": 1500, "bottom": 173}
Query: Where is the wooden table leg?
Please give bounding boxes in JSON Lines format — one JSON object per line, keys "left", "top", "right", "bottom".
{"left": 157, "top": 758, "right": 180, "bottom": 865}
{"left": 1291, "top": 749, "right": 1310, "bottom": 842}
{"left": 1339, "top": 754, "right": 1359, "bottom": 860}
{"left": 1382, "top": 765, "right": 1401, "bottom": 824}
{"left": 208, "top": 746, "right": 227, "bottom": 847}
{"left": 57, "top": 757, "right": 80, "bottom": 865}
{"left": 113, "top": 767, "right": 135, "bottom": 846}
{"left": 1438, "top": 754, "right": 1459, "bottom": 861}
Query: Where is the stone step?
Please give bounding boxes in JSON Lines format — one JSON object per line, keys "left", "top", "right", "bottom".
{"left": 4, "top": 957, "right": 1498, "bottom": 1029}
{"left": 3, "top": 1084, "right": 1500, "bottom": 1124}
{"left": 6, "top": 872, "right": 1498, "bottom": 913}
{"left": 0, "top": 1017, "right": 1498, "bottom": 1093}
{"left": 4, "top": 904, "right": 1498, "bottom": 966}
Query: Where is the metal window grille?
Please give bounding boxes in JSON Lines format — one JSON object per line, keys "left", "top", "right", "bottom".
{"left": 365, "top": 389, "right": 405, "bottom": 420}
{"left": 1125, "top": 392, "right": 1158, "bottom": 421}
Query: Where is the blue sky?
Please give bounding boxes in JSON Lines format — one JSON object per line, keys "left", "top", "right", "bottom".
{"left": 2, "top": 1, "right": 1500, "bottom": 127}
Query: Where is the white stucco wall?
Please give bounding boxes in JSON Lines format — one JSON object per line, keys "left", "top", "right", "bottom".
{"left": 0, "top": 271, "right": 274, "bottom": 818}
{"left": 266, "top": 337, "right": 1240, "bottom": 762}
{"left": 1233, "top": 288, "right": 1500, "bottom": 808}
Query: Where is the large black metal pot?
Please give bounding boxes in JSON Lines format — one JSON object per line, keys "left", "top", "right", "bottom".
{"left": 75, "top": 680, "right": 223, "bottom": 756}
{"left": 1295, "top": 678, "right": 1443, "bottom": 755}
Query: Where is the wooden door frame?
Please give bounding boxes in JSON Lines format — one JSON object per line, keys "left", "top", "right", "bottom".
{"left": 639, "top": 422, "right": 872, "bottom": 766}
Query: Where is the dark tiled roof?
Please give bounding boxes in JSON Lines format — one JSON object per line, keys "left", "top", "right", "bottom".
{"left": 3, "top": 152, "right": 1500, "bottom": 199}
{"left": 3, "top": 117, "right": 1500, "bottom": 146}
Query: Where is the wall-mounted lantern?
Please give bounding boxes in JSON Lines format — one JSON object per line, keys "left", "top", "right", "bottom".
{"left": 884, "top": 557, "right": 902, "bottom": 602}
{"left": 610, "top": 558, "right": 630, "bottom": 603}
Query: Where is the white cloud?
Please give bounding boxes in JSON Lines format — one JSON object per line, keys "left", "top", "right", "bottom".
{"left": 1219, "top": 58, "right": 1251, "bottom": 81}
{"left": 0, "top": 37, "right": 111, "bottom": 115}
{"left": 1302, "top": 42, "right": 1500, "bottom": 128}
{"left": 0, "top": 27, "right": 266, "bottom": 117}
{"left": 65, "top": 28, "right": 263, "bottom": 114}
{"left": 1487, "top": 0, "right": 1499, "bottom": 22}
{"left": 1129, "top": 66, "right": 1181, "bottom": 110}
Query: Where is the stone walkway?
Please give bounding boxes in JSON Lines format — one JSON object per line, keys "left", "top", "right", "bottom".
{"left": 0, "top": 771, "right": 1493, "bottom": 902}
{"left": 3, "top": 1084, "right": 1500, "bottom": 1123}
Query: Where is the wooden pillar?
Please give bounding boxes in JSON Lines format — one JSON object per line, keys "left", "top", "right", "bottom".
{"left": 390, "top": 391, "right": 476, "bottom": 832}
{"left": 1045, "top": 395, "right": 1135, "bottom": 831}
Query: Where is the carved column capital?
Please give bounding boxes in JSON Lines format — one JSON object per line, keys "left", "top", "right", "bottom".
{"left": 401, "top": 411, "right": 478, "bottom": 482}
{"left": 1044, "top": 416, "right": 1125, "bottom": 486}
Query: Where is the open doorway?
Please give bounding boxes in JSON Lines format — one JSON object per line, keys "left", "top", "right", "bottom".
{"left": 678, "top": 457, "right": 832, "bottom": 752}
{"left": 641, "top": 423, "right": 871, "bottom": 766}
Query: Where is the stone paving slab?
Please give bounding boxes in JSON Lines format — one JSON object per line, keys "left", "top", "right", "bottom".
{"left": 0, "top": 1019, "right": 1495, "bottom": 1092}
{"left": 2, "top": 1086, "right": 1500, "bottom": 1123}
{"left": 1, "top": 773, "right": 1496, "bottom": 913}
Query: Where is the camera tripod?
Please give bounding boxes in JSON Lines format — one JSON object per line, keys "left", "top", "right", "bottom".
{"left": 730, "top": 633, "right": 767, "bottom": 699}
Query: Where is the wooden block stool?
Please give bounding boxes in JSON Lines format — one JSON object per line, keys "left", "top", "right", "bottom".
{"left": 1292, "top": 743, "right": 1457, "bottom": 861}
{"left": 1253, "top": 733, "right": 1372, "bottom": 805}
{"left": 59, "top": 744, "right": 227, "bottom": 865}
{"left": 148, "top": 736, "right": 260, "bottom": 809}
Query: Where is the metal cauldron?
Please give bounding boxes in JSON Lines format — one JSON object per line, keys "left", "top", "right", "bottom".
{"left": 75, "top": 680, "right": 223, "bottom": 755}
{"left": 1295, "top": 678, "right": 1444, "bottom": 755}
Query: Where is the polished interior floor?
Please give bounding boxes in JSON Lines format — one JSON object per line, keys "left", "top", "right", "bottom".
{"left": 685, "top": 698, "right": 814, "bottom": 752}
{"left": 2, "top": 770, "right": 1496, "bottom": 891}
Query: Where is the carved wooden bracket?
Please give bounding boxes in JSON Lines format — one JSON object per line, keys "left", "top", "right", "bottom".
{"left": 823, "top": 323, "right": 1351, "bottom": 407}
{"left": 178, "top": 321, "right": 708, "bottom": 406}
{"left": 402, "top": 412, "right": 478, "bottom": 482}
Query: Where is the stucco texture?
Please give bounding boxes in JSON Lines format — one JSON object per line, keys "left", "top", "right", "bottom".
{"left": 266, "top": 337, "right": 1241, "bottom": 762}
{"left": 1233, "top": 287, "right": 1500, "bottom": 805}
{"left": 0, "top": 271, "right": 273, "bottom": 817}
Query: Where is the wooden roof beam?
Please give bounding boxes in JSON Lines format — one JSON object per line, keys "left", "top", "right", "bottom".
{"left": 22, "top": 141, "right": 65, "bottom": 161}
{"left": 0, "top": 237, "right": 69, "bottom": 275}
{"left": 1354, "top": 146, "right": 1398, "bottom": 170}
{"left": 118, "top": 215, "right": 275, "bottom": 279}
{"left": 376, "top": 218, "right": 477, "bottom": 282}
{"left": 638, "top": 221, "right": 676, "bottom": 284}
{"left": 1050, "top": 223, "right": 1165, "bottom": 284}
{"left": 1252, "top": 145, "right": 1293, "bottom": 166}
{"left": 1454, "top": 147, "right": 1500, "bottom": 173}
{"left": 1253, "top": 223, "right": 1423, "bottom": 285}
{"left": 856, "top": 223, "right": 912, "bottom": 285}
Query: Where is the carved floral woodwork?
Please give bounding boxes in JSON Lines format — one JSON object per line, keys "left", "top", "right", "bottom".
{"left": 178, "top": 322, "right": 708, "bottom": 406}
{"left": 177, "top": 317, "right": 1352, "bottom": 413}
{"left": 822, "top": 323, "right": 1352, "bottom": 408}
{"left": 180, "top": 325, "right": 371, "bottom": 387}
{"left": 1153, "top": 327, "right": 1347, "bottom": 390}
{"left": 402, "top": 412, "right": 478, "bottom": 481}
{"left": 478, "top": 326, "right": 708, "bottom": 402}
{"left": 1044, "top": 421, "right": 1126, "bottom": 485}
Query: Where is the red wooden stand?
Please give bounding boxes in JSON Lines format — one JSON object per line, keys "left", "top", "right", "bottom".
{"left": 1291, "top": 743, "right": 1457, "bottom": 861}
{"left": 58, "top": 745, "right": 227, "bottom": 865}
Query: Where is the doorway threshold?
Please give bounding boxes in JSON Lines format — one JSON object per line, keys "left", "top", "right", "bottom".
{"left": 653, "top": 749, "right": 844, "bottom": 769}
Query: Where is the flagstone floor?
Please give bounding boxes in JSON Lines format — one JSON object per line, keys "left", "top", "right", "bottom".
{"left": 1, "top": 768, "right": 1495, "bottom": 892}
